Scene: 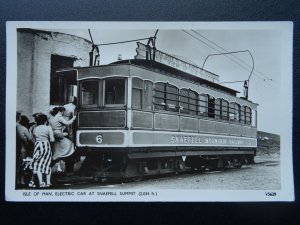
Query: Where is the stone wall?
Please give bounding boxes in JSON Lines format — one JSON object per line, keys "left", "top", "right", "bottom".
{"left": 17, "top": 29, "right": 92, "bottom": 120}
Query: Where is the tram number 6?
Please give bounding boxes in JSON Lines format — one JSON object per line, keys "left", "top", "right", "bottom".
{"left": 96, "top": 134, "right": 103, "bottom": 144}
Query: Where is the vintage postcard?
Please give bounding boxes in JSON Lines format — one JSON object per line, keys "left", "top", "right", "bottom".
{"left": 6, "top": 21, "right": 293, "bottom": 201}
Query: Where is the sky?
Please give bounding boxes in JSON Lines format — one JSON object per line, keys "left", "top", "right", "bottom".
{"left": 48, "top": 26, "right": 289, "bottom": 135}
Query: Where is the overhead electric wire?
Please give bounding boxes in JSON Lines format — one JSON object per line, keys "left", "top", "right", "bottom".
{"left": 88, "top": 29, "right": 150, "bottom": 46}
{"left": 191, "top": 31, "right": 262, "bottom": 75}
{"left": 182, "top": 30, "right": 257, "bottom": 78}
{"left": 192, "top": 30, "right": 279, "bottom": 86}
{"left": 96, "top": 37, "right": 150, "bottom": 46}
{"left": 182, "top": 30, "right": 222, "bottom": 55}
{"left": 219, "top": 80, "right": 245, "bottom": 84}
{"left": 182, "top": 30, "right": 280, "bottom": 95}
{"left": 183, "top": 29, "right": 280, "bottom": 95}
{"left": 182, "top": 30, "right": 261, "bottom": 83}
{"left": 185, "top": 30, "right": 265, "bottom": 82}
{"left": 190, "top": 30, "right": 279, "bottom": 85}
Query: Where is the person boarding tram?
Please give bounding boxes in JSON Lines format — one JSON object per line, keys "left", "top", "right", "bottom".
{"left": 49, "top": 106, "right": 77, "bottom": 174}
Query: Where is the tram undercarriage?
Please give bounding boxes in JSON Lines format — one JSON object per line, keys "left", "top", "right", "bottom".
{"left": 78, "top": 148, "right": 256, "bottom": 181}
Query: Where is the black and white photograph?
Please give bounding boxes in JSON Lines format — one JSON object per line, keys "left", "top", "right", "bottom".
{"left": 6, "top": 22, "right": 293, "bottom": 201}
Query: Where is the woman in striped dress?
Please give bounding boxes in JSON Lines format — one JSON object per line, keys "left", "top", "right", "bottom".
{"left": 32, "top": 114, "right": 54, "bottom": 187}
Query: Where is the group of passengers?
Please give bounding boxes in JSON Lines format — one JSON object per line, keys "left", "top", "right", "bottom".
{"left": 16, "top": 98, "right": 77, "bottom": 188}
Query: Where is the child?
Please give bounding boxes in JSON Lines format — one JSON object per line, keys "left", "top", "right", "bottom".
{"left": 31, "top": 113, "right": 55, "bottom": 188}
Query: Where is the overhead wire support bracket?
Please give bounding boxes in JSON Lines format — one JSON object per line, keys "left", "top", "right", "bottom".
{"left": 88, "top": 29, "right": 100, "bottom": 66}
{"left": 202, "top": 50, "right": 254, "bottom": 100}
{"left": 146, "top": 29, "right": 159, "bottom": 60}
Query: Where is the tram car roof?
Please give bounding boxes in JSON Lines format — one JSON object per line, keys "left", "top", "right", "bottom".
{"left": 57, "top": 58, "right": 257, "bottom": 106}
{"left": 113, "top": 59, "right": 238, "bottom": 96}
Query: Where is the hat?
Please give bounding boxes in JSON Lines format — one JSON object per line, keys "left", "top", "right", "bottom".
{"left": 32, "top": 112, "right": 43, "bottom": 118}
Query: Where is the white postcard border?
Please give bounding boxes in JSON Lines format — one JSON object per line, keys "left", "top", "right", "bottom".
{"left": 6, "top": 21, "right": 294, "bottom": 202}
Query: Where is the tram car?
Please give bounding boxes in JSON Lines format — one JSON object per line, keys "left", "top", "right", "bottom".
{"left": 57, "top": 42, "right": 258, "bottom": 181}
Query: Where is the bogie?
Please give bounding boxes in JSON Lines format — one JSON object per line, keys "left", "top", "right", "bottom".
{"left": 78, "top": 151, "right": 253, "bottom": 182}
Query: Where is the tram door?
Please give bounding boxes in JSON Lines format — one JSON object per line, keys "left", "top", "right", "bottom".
{"left": 56, "top": 69, "right": 78, "bottom": 142}
{"left": 51, "top": 55, "right": 76, "bottom": 105}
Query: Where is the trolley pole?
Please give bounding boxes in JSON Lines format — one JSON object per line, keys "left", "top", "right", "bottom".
{"left": 202, "top": 50, "right": 254, "bottom": 100}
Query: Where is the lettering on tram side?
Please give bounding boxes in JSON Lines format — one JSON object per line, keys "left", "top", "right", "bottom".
{"left": 171, "top": 135, "right": 203, "bottom": 144}
{"left": 134, "top": 132, "right": 253, "bottom": 146}
{"left": 228, "top": 139, "right": 244, "bottom": 145}
{"left": 204, "top": 137, "right": 227, "bottom": 145}
{"left": 170, "top": 135, "right": 245, "bottom": 146}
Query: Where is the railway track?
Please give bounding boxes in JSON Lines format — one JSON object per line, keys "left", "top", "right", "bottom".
{"left": 42, "top": 158, "right": 279, "bottom": 189}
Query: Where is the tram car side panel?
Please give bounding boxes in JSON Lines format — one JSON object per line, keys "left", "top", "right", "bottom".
{"left": 127, "top": 63, "right": 257, "bottom": 151}
{"left": 74, "top": 62, "right": 257, "bottom": 151}
{"left": 75, "top": 64, "right": 129, "bottom": 148}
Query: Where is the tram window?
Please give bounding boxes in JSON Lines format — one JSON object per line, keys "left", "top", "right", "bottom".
{"left": 221, "top": 100, "right": 229, "bottom": 120}
{"left": 215, "top": 99, "right": 221, "bottom": 120}
{"left": 208, "top": 96, "right": 215, "bottom": 118}
{"left": 229, "top": 102, "right": 235, "bottom": 121}
{"left": 143, "top": 80, "right": 153, "bottom": 110}
{"left": 81, "top": 81, "right": 99, "bottom": 106}
{"left": 105, "top": 78, "right": 125, "bottom": 105}
{"left": 166, "top": 84, "right": 178, "bottom": 112}
{"left": 240, "top": 106, "right": 245, "bottom": 124}
{"left": 245, "top": 106, "right": 252, "bottom": 125}
{"left": 132, "top": 78, "right": 143, "bottom": 109}
{"left": 154, "top": 83, "right": 166, "bottom": 110}
{"left": 179, "top": 89, "right": 198, "bottom": 115}
{"left": 179, "top": 89, "right": 189, "bottom": 114}
{"left": 199, "top": 94, "right": 208, "bottom": 116}
{"left": 189, "top": 91, "right": 198, "bottom": 115}
{"left": 132, "top": 78, "right": 153, "bottom": 110}
{"left": 234, "top": 103, "right": 240, "bottom": 122}
{"left": 154, "top": 83, "right": 179, "bottom": 112}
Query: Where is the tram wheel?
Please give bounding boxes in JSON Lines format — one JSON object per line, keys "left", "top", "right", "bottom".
{"left": 233, "top": 158, "right": 242, "bottom": 169}
{"left": 190, "top": 167, "right": 196, "bottom": 173}
{"left": 233, "top": 164, "right": 242, "bottom": 169}
{"left": 131, "top": 176, "right": 143, "bottom": 182}
{"left": 191, "top": 166, "right": 206, "bottom": 173}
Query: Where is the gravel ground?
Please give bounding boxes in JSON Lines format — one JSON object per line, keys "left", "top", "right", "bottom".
{"left": 83, "top": 156, "right": 281, "bottom": 190}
